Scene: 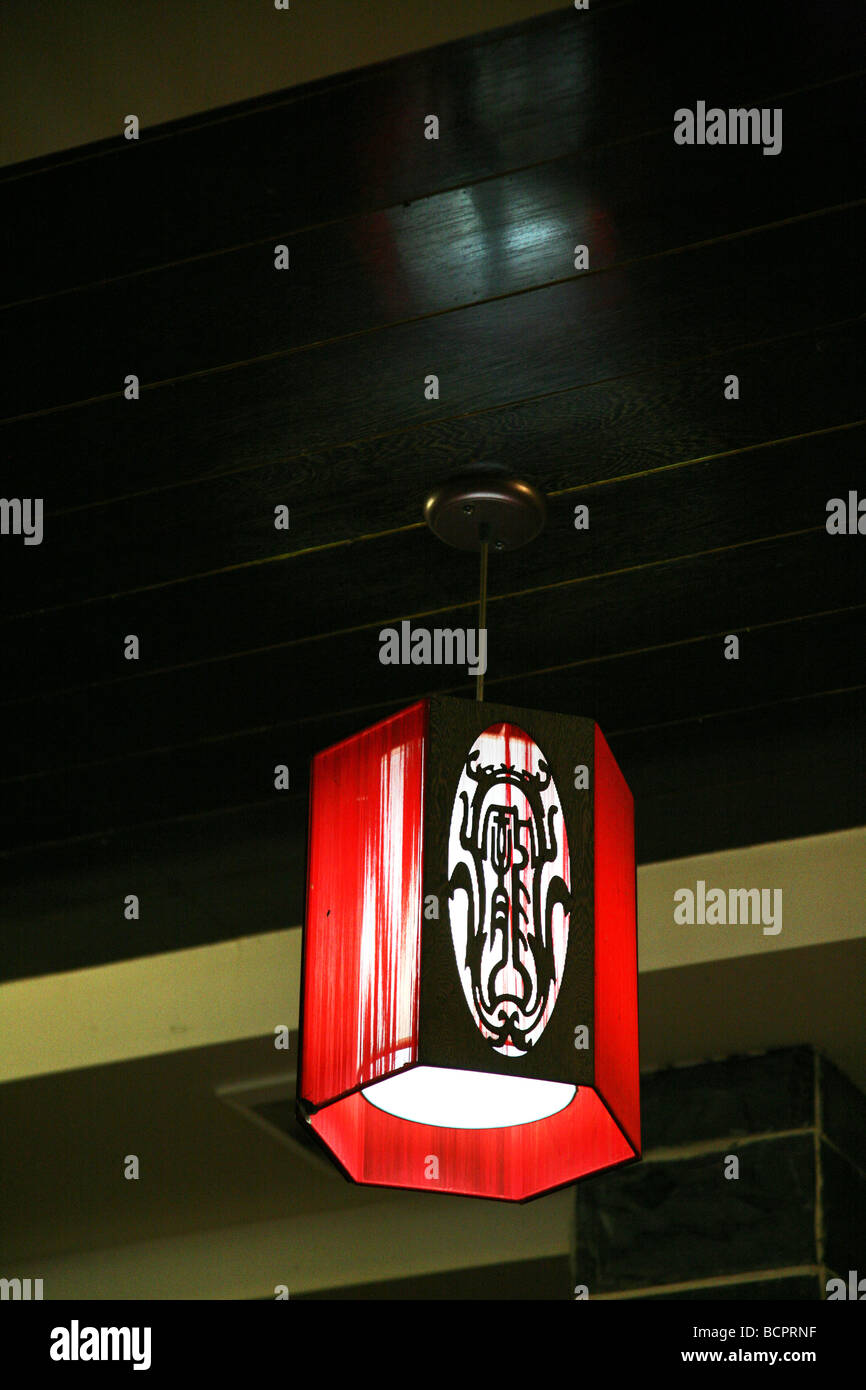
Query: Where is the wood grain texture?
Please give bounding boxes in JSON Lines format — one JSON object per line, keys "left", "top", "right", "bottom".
{"left": 3, "top": 207, "right": 862, "bottom": 517}
{"left": 1, "top": 424, "right": 861, "bottom": 704}
{"left": 3, "top": 78, "right": 859, "bottom": 420}
{"left": 1, "top": 686, "right": 862, "bottom": 984}
{"left": 0, "top": 556, "right": 861, "bottom": 843}
{"left": 1, "top": 321, "right": 860, "bottom": 618}
{"left": 3, "top": 0, "right": 861, "bottom": 301}
{"left": 1, "top": 0, "right": 863, "bottom": 978}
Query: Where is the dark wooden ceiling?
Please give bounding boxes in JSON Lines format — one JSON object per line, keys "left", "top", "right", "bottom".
{"left": 2, "top": 0, "right": 864, "bottom": 982}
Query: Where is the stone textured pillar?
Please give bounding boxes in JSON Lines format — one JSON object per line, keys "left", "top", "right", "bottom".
{"left": 573, "top": 1046, "right": 866, "bottom": 1300}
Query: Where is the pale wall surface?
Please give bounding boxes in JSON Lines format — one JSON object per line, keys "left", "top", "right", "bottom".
{"left": 1, "top": 0, "right": 563, "bottom": 166}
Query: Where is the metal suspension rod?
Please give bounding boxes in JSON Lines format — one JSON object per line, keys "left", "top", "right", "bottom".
{"left": 476, "top": 523, "right": 489, "bottom": 702}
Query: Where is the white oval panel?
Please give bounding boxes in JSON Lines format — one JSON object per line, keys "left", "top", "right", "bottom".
{"left": 446, "top": 723, "right": 571, "bottom": 1057}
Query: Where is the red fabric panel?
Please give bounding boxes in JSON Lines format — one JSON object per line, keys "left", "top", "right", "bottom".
{"left": 300, "top": 701, "right": 427, "bottom": 1106}
{"left": 593, "top": 724, "right": 640, "bottom": 1152}
{"left": 311, "top": 1085, "right": 635, "bottom": 1201}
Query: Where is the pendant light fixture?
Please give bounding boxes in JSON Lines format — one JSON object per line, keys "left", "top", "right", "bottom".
{"left": 296, "top": 468, "right": 639, "bottom": 1201}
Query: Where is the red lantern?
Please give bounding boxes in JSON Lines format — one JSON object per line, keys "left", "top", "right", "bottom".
{"left": 297, "top": 694, "right": 639, "bottom": 1201}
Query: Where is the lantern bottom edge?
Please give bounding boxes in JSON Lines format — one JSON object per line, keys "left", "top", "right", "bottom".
{"left": 305, "top": 1083, "right": 639, "bottom": 1201}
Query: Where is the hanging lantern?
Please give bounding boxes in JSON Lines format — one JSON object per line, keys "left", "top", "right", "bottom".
{"left": 296, "top": 471, "right": 639, "bottom": 1201}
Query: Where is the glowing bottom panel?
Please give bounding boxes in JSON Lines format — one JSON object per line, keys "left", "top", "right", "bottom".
{"left": 362, "top": 1066, "right": 576, "bottom": 1129}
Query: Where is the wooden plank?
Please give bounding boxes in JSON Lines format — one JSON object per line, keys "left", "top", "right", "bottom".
{"left": 2, "top": 424, "right": 861, "bottom": 700}
{"left": 3, "top": 207, "right": 862, "bottom": 510}
{"left": 617, "top": 688, "right": 866, "bottom": 863}
{"left": 3, "top": 0, "right": 860, "bottom": 302}
{"left": 2, "top": 321, "right": 860, "bottom": 618}
{"left": 8, "top": 597, "right": 860, "bottom": 782}
{"left": 0, "top": 683, "right": 861, "bottom": 912}
{"left": 494, "top": 607, "right": 866, "bottom": 733}
{"left": 3, "top": 77, "right": 859, "bottom": 420}
{"left": 0, "top": 798, "right": 307, "bottom": 983}
{"left": 1, "top": 688, "right": 863, "bottom": 984}
{"left": 0, "top": 538, "right": 861, "bottom": 841}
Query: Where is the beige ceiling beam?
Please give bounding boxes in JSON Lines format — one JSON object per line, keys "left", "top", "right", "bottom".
{"left": 1, "top": 827, "right": 863, "bottom": 1085}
